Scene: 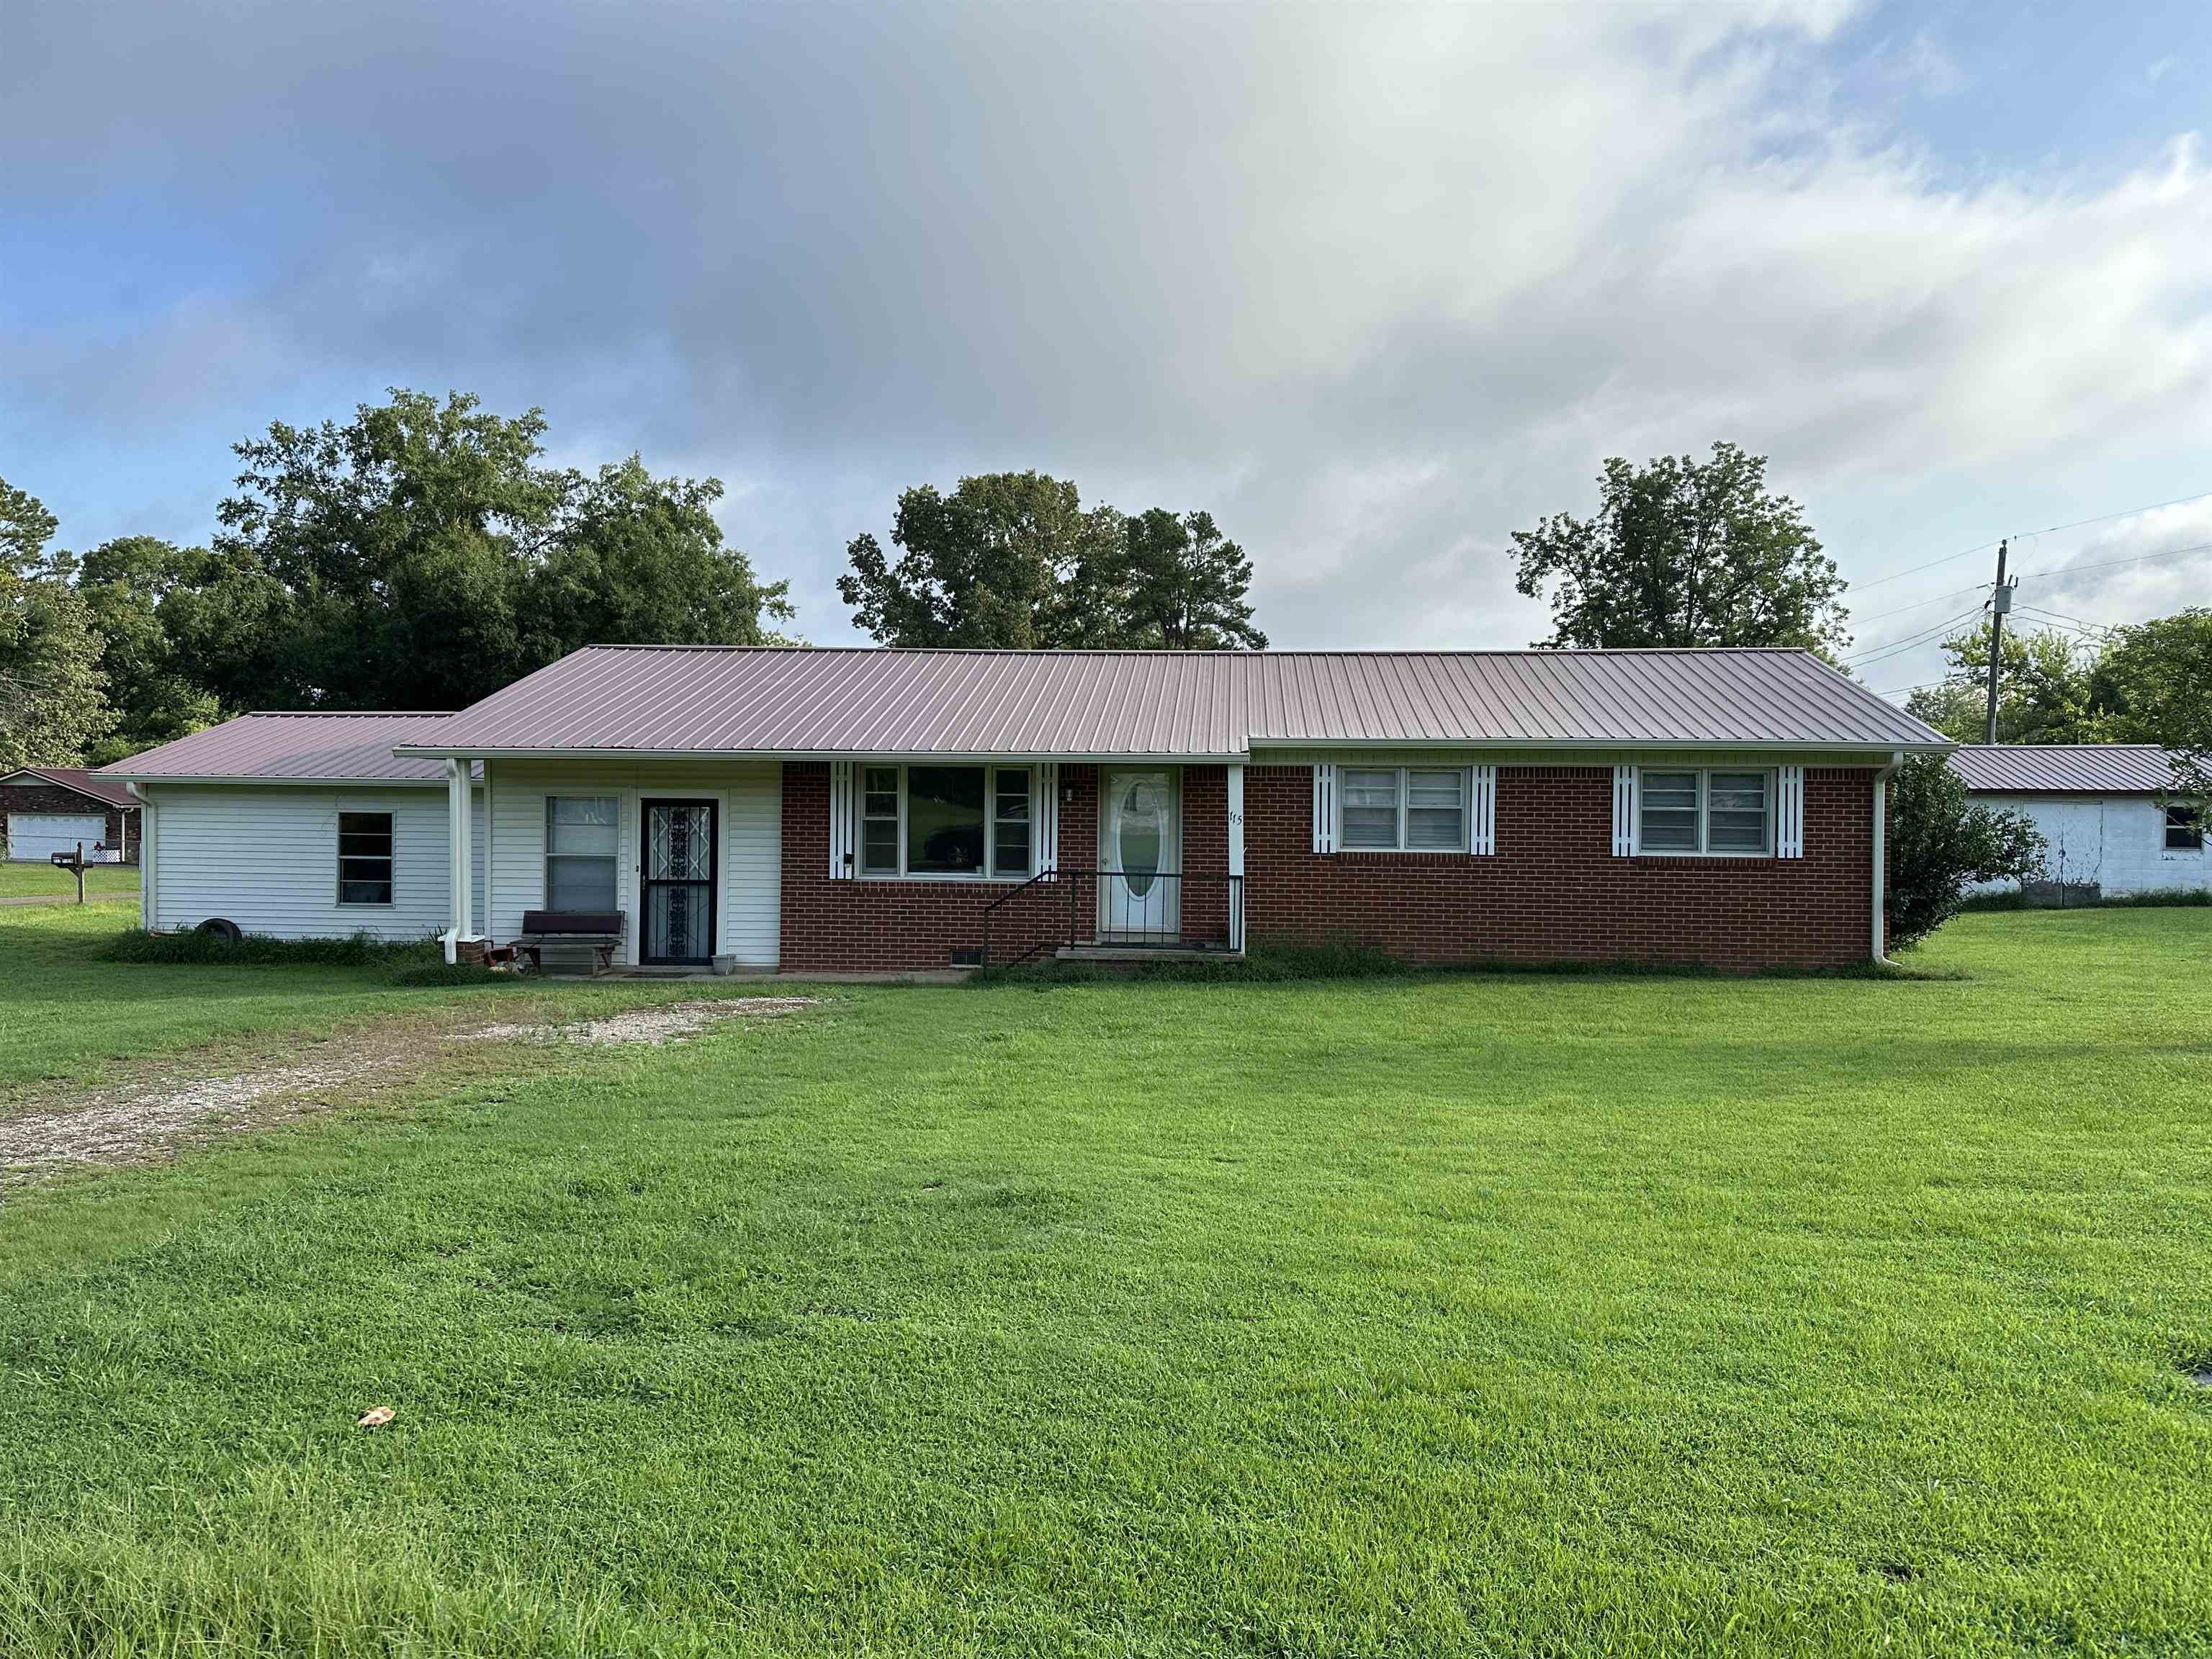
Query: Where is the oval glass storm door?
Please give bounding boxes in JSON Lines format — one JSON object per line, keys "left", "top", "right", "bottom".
{"left": 1102, "top": 770, "right": 1178, "bottom": 940}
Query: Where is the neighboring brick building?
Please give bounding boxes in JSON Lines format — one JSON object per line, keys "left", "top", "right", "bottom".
{"left": 106, "top": 647, "right": 1946, "bottom": 971}
{"left": 1, "top": 768, "right": 140, "bottom": 863}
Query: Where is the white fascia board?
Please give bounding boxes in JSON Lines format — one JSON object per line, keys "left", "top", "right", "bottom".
{"left": 100, "top": 773, "right": 477, "bottom": 789}
{"left": 1245, "top": 738, "right": 1953, "bottom": 757}
{"left": 388, "top": 745, "right": 1254, "bottom": 764}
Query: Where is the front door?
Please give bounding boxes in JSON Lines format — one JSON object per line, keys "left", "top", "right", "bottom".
{"left": 642, "top": 799, "right": 716, "bottom": 964}
{"left": 1100, "top": 770, "right": 1179, "bottom": 940}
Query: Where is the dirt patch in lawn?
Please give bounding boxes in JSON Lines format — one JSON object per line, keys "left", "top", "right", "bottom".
{"left": 446, "top": 999, "right": 817, "bottom": 1048}
{"left": 1, "top": 998, "right": 814, "bottom": 1182}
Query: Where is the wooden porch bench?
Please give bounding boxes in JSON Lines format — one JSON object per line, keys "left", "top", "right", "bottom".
{"left": 513, "top": 909, "right": 626, "bottom": 976}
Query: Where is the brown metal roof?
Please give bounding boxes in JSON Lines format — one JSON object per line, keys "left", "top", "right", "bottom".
{"left": 1, "top": 766, "right": 138, "bottom": 808}
{"left": 395, "top": 646, "right": 1948, "bottom": 758}
{"left": 99, "top": 714, "right": 462, "bottom": 783}
{"left": 1947, "top": 745, "right": 2181, "bottom": 794}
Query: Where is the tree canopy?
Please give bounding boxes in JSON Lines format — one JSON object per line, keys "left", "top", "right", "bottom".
{"left": 839, "top": 472, "right": 1265, "bottom": 649}
{"left": 1903, "top": 626, "right": 2100, "bottom": 746}
{"left": 1904, "top": 608, "right": 2210, "bottom": 779}
{"left": 0, "top": 477, "right": 114, "bottom": 770}
{"left": 198, "top": 390, "right": 793, "bottom": 711}
{"left": 1511, "top": 442, "right": 1848, "bottom": 654}
{"left": 1, "top": 392, "right": 797, "bottom": 766}
{"left": 1887, "top": 752, "right": 2046, "bottom": 950}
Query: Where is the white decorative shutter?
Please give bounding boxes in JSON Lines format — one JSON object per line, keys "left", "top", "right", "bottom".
{"left": 828, "top": 760, "right": 854, "bottom": 878}
{"left": 1776, "top": 765, "right": 1805, "bottom": 859}
{"left": 1469, "top": 765, "right": 1497, "bottom": 855}
{"left": 1312, "top": 763, "right": 1336, "bottom": 855}
{"left": 1611, "top": 765, "right": 1637, "bottom": 857}
{"left": 1036, "top": 763, "right": 1058, "bottom": 879}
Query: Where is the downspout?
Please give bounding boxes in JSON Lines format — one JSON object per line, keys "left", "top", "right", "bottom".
{"left": 125, "top": 781, "right": 153, "bottom": 931}
{"left": 1871, "top": 750, "right": 1902, "bottom": 966}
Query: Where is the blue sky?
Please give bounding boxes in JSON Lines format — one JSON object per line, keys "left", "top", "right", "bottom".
{"left": 5, "top": 0, "right": 2209, "bottom": 696}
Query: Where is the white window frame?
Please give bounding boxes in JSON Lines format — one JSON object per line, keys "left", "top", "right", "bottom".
{"left": 2165, "top": 803, "right": 2206, "bottom": 853}
{"left": 545, "top": 795, "right": 621, "bottom": 912}
{"left": 854, "top": 763, "right": 1036, "bottom": 881}
{"left": 336, "top": 809, "right": 395, "bottom": 907}
{"left": 1336, "top": 765, "right": 1471, "bottom": 853}
{"left": 1635, "top": 768, "right": 1777, "bottom": 858}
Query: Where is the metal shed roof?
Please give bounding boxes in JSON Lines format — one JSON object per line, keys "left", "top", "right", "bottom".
{"left": 99, "top": 713, "right": 464, "bottom": 783}
{"left": 1, "top": 765, "right": 139, "bottom": 808}
{"left": 391, "top": 646, "right": 1947, "bottom": 759}
{"left": 1946, "top": 744, "right": 2181, "bottom": 794}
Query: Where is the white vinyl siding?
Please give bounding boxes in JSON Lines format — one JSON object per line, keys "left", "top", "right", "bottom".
{"left": 146, "top": 785, "right": 483, "bottom": 939}
{"left": 487, "top": 760, "right": 781, "bottom": 967}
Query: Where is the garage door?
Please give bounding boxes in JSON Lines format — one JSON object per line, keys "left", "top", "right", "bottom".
{"left": 7, "top": 812, "right": 108, "bottom": 860}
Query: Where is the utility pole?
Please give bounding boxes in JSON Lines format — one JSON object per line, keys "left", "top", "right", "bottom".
{"left": 1982, "top": 539, "right": 2015, "bottom": 745}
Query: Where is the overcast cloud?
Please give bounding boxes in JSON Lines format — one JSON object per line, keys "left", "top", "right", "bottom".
{"left": 4, "top": 0, "right": 2209, "bottom": 695}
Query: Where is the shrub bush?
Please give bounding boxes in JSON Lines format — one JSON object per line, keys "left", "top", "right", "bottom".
{"left": 99, "top": 928, "right": 444, "bottom": 971}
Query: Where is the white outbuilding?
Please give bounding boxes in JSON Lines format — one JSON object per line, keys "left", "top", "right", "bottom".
{"left": 1951, "top": 745, "right": 2206, "bottom": 898}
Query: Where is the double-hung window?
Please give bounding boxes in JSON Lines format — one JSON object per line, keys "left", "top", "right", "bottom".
{"left": 337, "top": 811, "right": 394, "bottom": 905}
{"left": 2167, "top": 804, "right": 2206, "bottom": 851}
{"left": 1339, "top": 767, "right": 1468, "bottom": 851}
{"left": 1637, "top": 770, "right": 1773, "bottom": 855}
{"left": 857, "top": 765, "right": 1034, "bottom": 878}
{"left": 547, "top": 796, "right": 619, "bottom": 911}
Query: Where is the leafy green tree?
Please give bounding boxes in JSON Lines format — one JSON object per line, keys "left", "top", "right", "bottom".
{"left": 199, "top": 390, "right": 791, "bottom": 711}
{"left": 1887, "top": 753, "right": 2046, "bottom": 950}
{"left": 1903, "top": 626, "right": 2099, "bottom": 745}
{"left": 76, "top": 537, "right": 222, "bottom": 763}
{"left": 0, "top": 477, "right": 114, "bottom": 769}
{"left": 840, "top": 472, "right": 1122, "bottom": 648}
{"left": 840, "top": 474, "right": 1264, "bottom": 650}
{"left": 1512, "top": 442, "right": 1848, "bottom": 653}
{"left": 2090, "top": 608, "right": 2212, "bottom": 822}
{"left": 521, "top": 458, "right": 793, "bottom": 664}
{"left": 1093, "top": 509, "right": 1267, "bottom": 649}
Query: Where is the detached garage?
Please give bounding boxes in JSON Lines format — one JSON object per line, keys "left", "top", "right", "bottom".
{"left": 1, "top": 768, "right": 138, "bottom": 863}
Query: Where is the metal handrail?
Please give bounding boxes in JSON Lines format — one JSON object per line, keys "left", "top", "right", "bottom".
{"left": 980, "top": 868, "right": 1244, "bottom": 977}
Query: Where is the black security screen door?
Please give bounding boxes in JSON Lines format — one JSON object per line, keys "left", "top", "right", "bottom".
{"left": 642, "top": 799, "right": 716, "bottom": 965}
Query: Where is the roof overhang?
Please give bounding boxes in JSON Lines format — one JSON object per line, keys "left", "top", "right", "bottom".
{"left": 112, "top": 773, "right": 469, "bottom": 788}
{"left": 1, "top": 768, "right": 139, "bottom": 806}
{"left": 392, "top": 745, "right": 1254, "bottom": 764}
{"left": 392, "top": 737, "right": 1951, "bottom": 763}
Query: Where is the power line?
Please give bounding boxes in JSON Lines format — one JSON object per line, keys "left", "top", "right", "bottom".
{"left": 2013, "top": 605, "right": 2115, "bottom": 636}
{"left": 2009, "top": 487, "right": 2212, "bottom": 542}
{"left": 1840, "top": 606, "right": 1987, "bottom": 667}
{"left": 1851, "top": 539, "right": 2002, "bottom": 593}
{"left": 2015, "top": 538, "right": 2212, "bottom": 581}
{"left": 1848, "top": 582, "right": 1994, "bottom": 627}
{"left": 1847, "top": 485, "right": 2212, "bottom": 595}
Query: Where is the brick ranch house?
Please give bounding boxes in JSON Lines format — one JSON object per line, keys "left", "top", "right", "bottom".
{"left": 102, "top": 647, "right": 1950, "bottom": 972}
{"left": 1, "top": 767, "right": 140, "bottom": 863}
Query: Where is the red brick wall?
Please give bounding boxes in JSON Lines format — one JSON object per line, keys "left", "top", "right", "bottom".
{"left": 777, "top": 760, "right": 1879, "bottom": 972}
{"left": 0, "top": 784, "right": 138, "bottom": 863}
{"left": 1246, "top": 764, "right": 1877, "bottom": 970}
{"left": 779, "top": 763, "right": 1100, "bottom": 971}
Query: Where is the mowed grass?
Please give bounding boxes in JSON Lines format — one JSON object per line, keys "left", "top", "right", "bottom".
{"left": 0, "top": 862, "right": 138, "bottom": 900}
{"left": 1, "top": 910, "right": 2210, "bottom": 1655}
{"left": 0, "top": 903, "right": 802, "bottom": 1100}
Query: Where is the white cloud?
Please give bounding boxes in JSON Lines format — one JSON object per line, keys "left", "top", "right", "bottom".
{"left": 5, "top": 0, "right": 2211, "bottom": 670}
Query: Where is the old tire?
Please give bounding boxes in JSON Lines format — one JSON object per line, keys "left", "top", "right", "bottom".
{"left": 195, "top": 917, "right": 243, "bottom": 943}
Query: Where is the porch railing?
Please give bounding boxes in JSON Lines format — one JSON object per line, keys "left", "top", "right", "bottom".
{"left": 980, "top": 869, "right": 1244, "bottom": 977}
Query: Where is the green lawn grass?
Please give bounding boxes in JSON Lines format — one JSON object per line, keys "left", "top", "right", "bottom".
{"left": 0, "top": 861, "right": 139, "bottom": 900}
{"left": 2, "top": 908, "right": 2209, "bottom": 1655}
